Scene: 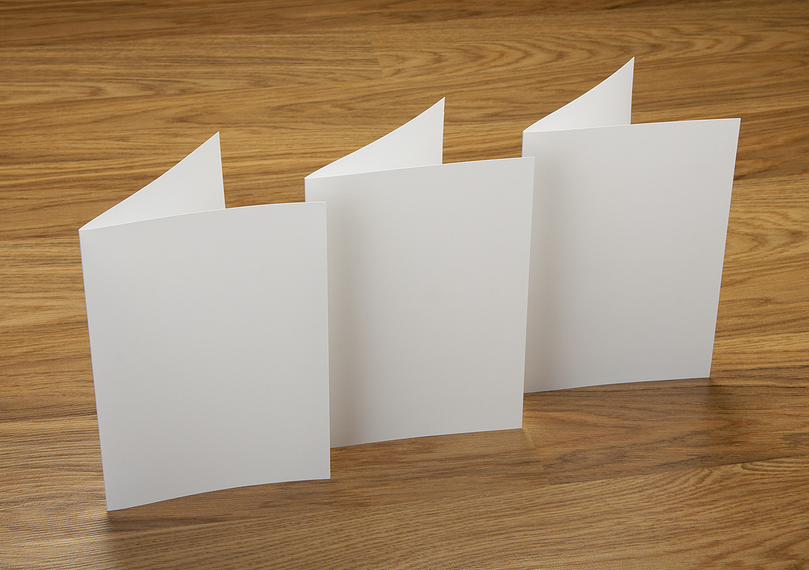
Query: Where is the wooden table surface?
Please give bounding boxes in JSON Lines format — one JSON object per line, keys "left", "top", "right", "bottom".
{"left": 2, "top": 0, "right": 808, "bottom": 568}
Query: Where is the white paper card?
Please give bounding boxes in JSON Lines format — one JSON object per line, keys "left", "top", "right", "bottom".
{"left": 306, "top": 102, "right": 535, "bottom": 448}
{"left": 523, "top": 61, "right": 741, "bottom": 392}
{"left": 80, "top": 134, "right": 331, "bottom": 510}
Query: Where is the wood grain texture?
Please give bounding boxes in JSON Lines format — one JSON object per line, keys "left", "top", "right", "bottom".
{"left": 523, "top": 378, "right": 809, "bottom": 484}
{"left": 1, "top": 0, "right": 808, "bottom": 568}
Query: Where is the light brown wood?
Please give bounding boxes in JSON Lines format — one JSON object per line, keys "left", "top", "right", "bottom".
{"left": 1, "top": 0, "right": 808, "bottom": 567}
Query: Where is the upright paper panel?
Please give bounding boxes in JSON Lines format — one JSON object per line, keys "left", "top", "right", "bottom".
{"left": 307, "top": 104, "right": 534, "bottom": 448}
{"left": 523, "top": 63, "right": 740, "bottom": 392}
{"left": 80, "top": 137, "right": 330, "bottom": 510}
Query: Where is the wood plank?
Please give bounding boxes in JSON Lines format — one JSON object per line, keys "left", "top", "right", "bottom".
{"left": 0, "top": 0, "right": 723, "bottom": 46}
{"left": 523, "top": 379, "right": 809, "bottom": 484}
{"left": 0, "top": 417, "right": 545, "bottom": 535}
{"left": 3, "top": 453, "right": 808, "bottom": 568}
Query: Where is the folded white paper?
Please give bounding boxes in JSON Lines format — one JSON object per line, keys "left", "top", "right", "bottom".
{"left": 306, "top": 101, "right": 535, "bottom": 448}
{"left": 79, "top": 134, "right": 331, "bottom": 510}
{"left": 523, "top": 59, "right": 741, "bottom": 392}
{"left": 79, "top": 59, "right": 741, "bottom": 508}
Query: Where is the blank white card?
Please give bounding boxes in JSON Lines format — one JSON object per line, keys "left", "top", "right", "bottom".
{"left": 523, "top": 59, "right": 741, "bottom": 392}
{"left": 80, "top": 134, "right": 331, "bottom": 510}
{"left": 306, "top": 101, "right": 535, "bottom": 448}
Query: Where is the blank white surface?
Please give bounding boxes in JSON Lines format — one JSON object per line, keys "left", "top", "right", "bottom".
{"left": 523, "top": 118, "right": 740, "bottom": 392}
{"left": 80, "top": 140, "right": 330, "bottom": 510}
{"left": 307, "top": 158, "right": 534, "bottom": 448}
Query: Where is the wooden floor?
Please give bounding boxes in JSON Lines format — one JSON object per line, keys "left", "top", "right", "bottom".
{"left": 2, "top": 0, "right": 808, "bottom": 567}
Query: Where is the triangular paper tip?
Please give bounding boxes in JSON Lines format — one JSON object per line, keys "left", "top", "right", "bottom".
{"left": 524, "top": 58, "right": 634, "bottom": 133}
{"left": 80, "top": 133, "right": 225, "bottom": 232}
{"left": 305, "top": 100, "right": 445, "bottom": 180}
